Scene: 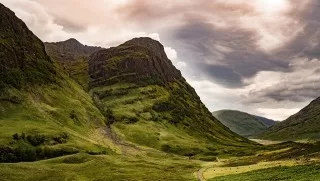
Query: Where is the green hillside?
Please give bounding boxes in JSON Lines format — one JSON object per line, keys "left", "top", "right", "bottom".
{"left": 257, "top": 97, "right": 320, "bottom": 141}
{"left": 88, "top": 38, "right": 258, "bottom": 157}
{"left": 0, "top": 3, "right": 113, "bottom": 162}
{"left": 212, "top": 110, "right": 268, "bottom": 137}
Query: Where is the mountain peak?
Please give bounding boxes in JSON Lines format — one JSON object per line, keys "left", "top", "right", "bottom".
{"left": 89, "top": 38, "right": 182, "bottom": 88}
{"left": 64, "top": 38, "right": 82, "bottom": 45}
{"left": 122, "top": 37, "right": 168, "bottom": 59}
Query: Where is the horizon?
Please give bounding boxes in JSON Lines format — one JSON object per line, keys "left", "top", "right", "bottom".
{"left": 2, "top": 0, "right": 320, "bottom": 120}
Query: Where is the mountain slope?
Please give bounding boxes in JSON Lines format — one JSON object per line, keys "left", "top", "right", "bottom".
{"left": 0, "top": 4, "right": 55, "bottom": 89}
{"left": 257, "top": 97, "right": 320, "bottom": 141}
{"left": 88, "top": 37, "right": 257, "bottom": 157}
{"left": 0, "top": 3, "right": 112, "bottom": 162}
{"left": 45, "top": 39, "right": 102, "bottom": 89}
{"left": 254, "top": 116, "right": 278, "bottom": 127}
{"left": 212, "top": 110, "right": 268, "bottom": 137}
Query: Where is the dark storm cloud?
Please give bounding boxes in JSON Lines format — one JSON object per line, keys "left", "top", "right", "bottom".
{"left": 165, "top": 21, "right": 290, "bottom": 88}
{"left": 284, "top": 0, "right": 320, "bottom": 58}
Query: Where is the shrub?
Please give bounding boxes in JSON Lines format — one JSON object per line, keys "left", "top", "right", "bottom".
{"left": 127, "top": 117, "right": 139, "bottom": 123}
{"left": 69, "top": 110, "right": 77, "bottom": 119}
{"left": 104, "top": 108, "right": 116, "bottom": 125}
{"left": 12, "top": 133, "right": 20, "bottom": 140}
{"left": 52, "top": 132, "right": 69, "bottom": 144}
{"left": 26, "top": 134, "right": 45, "bottom": 146}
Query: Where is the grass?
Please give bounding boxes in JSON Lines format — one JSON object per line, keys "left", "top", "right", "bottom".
{"left": 0, "top": 153, "right": 199, "bottom": 181}
{"left": 0, "top": 64, "right": 116, "bottom": 162}
{"left": 211, "top": 164, "right": 320, "bottom": 181}
{"left": 90, "top": 81, "right": 261, "bottom": 158}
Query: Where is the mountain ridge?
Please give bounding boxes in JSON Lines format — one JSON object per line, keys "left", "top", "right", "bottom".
{"left": 44, "top": 39, "right": 102, "bottom": 88}
{"left": 257, "top": 97, "right": 320, "bottom": 140}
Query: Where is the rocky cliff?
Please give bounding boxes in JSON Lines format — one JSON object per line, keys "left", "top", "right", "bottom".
{"left": 89, "top": 37, "right": 183, "bottom": 88}
{"left": 0, "top": 3, "right": 55, "bottom": 89}
{"left": 45, "top": 39, "right": 102, "bottom": 88}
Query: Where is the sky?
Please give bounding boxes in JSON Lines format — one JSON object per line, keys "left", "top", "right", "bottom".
{"left": 1, "top": 0, "right": 320, "bottom": 120}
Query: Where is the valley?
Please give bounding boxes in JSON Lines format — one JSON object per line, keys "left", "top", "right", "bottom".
{"left": 0, "top": 2, "right": 320, "bottom": 181}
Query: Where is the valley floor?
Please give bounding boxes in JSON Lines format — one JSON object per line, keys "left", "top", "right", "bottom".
{"left": 1, "top": 142, "right": 319, "bottom": 181}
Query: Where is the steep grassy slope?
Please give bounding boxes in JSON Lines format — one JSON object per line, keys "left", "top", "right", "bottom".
{"left": 212, "top": 110, "right": 268, "bottom": 137}
{"left": 88, "top": 38, "right": 258, "bottom": 157}
{"left": 257, "top": 97, "right": 320, "bottom": 141}
{"left": 45, "top": 39, "right": 102, "bottom": 89}
{"left": 0, "top": 3, "right": 112, "bottom": 162}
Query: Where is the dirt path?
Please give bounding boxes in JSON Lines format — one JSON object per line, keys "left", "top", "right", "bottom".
{"left": 197, "top": 167, "right": 207, "bottom": 181}
{"left": 197, "top": 160, "right": 301, "bottom": 181}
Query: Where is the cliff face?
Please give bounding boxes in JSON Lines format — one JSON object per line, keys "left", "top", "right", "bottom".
{"left": 45, "top": 38, "right": 102, "bottom": 62}
{"left": 45, "top": 39, "right": 102, "bottom": 88}
{"left": 0, "top": 4, "right": 55, "bottom": 89}
{"left": 89, "top": 37, "right": 183, "bottom": 88}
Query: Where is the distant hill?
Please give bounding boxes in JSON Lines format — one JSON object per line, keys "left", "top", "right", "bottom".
{"left": 212, "top": 110, "right": 269, "bottom": 137}
{"left": 254, "top": 116, "right": 278, "bottom": 127}
{"left": 45, "top": 39, "right": 102, "bottom": 89}
{"left": 257, "top": 97, "right": 320, "bottom": 141}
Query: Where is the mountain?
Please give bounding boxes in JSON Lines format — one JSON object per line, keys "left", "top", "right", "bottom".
{"left": 254, "top": 116, "right": 278, "bottom": 127}
{"left": 45, "top": 39, "right": 102, "bottom": 88}
{"left": 0, "top": 4, "right": 55, "bottom": 90}
{"left": 0, "top": 1, "right": 256, "bottom": 163}
{"left": 0, "top": 3, "right": 111, "bottom": 162}
{"left": 257, "top": 97, "right": 320, "bottom": 141}
{"left": 88, "top": 37, "right": 256, "bottom": 156}
{"left": 212, "top": 110, "right": 269, "bottom": 137}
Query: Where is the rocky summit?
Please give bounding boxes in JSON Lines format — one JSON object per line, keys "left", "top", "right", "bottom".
{"left": 89, "top": 37, "right": 183, "bottom": 88}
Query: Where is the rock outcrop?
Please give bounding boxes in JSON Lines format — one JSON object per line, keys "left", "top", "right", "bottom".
{"left": 89, "top": 37, "right": 183, "bottom": 88}
{"left": 45, "top": 38, "right": 102, "bottom": 62}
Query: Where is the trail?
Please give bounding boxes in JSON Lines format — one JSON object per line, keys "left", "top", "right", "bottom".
{"left": 197, "top": 167, "right": 208, "bottom": 181}
{"left": 197, "top": 158, "right": 221, "bottom": 181}
{"left": 196, "top": 160, "right": 301, "bottom": 181}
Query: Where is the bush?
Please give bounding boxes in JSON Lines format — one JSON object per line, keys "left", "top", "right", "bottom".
{"left": 12, "top": 133, "right": 20, "bottom": 140}
{"left": 69, "top": 110, "right": 77, "bottom": 119}
{"left": 152, "top": 102, "right": 175, "bottom": 112}
{"left": 52, "top": 132, "right": 69, "bottom": 144}
{"left": 26, "top": 134, "right": 45, "bottom": 146}
{"left": 12, "top": 132, "right": 69, "bottom": 146}
{"left": 104, "top": 108, "right": 116, "bottom": 125}
{"left": 127, "top": 117, "right": 139, "bottom": 123}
